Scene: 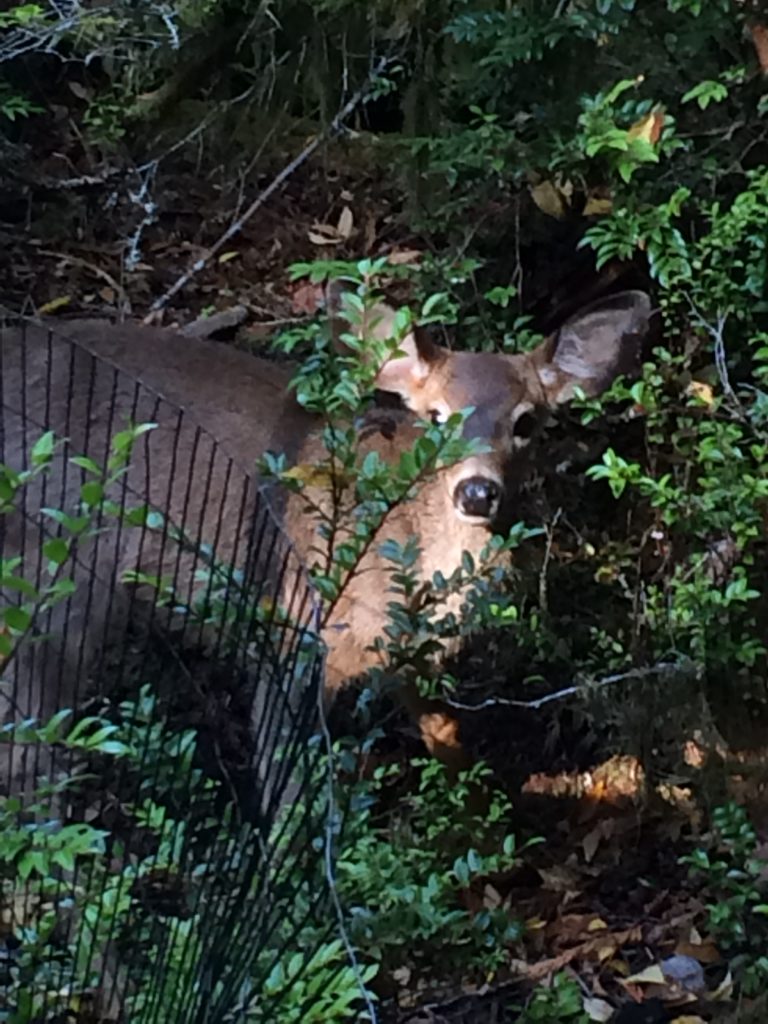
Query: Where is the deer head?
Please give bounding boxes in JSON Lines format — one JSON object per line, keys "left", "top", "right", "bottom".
{"left": 348, "top": 289, "right": 652, "bottom": 526}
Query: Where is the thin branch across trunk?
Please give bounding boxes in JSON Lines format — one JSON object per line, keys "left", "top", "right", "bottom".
{"left": 147, "top": 56, "right": 390, "bottom": 317}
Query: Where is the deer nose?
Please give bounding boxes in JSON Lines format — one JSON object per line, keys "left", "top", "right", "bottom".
{"left": 453, "top": 476, "right": 501, "bottom": 521}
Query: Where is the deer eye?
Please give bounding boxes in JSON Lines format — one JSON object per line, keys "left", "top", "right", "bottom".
{"left": 513, "top": 411, "right": 537, "bottom": 440}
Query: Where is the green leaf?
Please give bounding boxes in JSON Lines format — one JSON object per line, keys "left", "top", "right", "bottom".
{"left": 682, "top": 80, "right": 728, "bottom": 110}
{"left": 37, "top": 708, "right": 73, "bottom": 742}
{"left": 80, "top": 480, "right": 104, "bottom": 506}
{"left": 0, "top": 574, "right": 38, "bottom": 598}
{"left": 3, "top": 605, "right": 30, "bottom": 632}
{"left": 70, "top": 456, "right": 102, "bottom": 475}
{"left": 43, "top": 537, "right": 70, "bottom": 566}
{"left": 30, "top": 431, "right": 56, "bottom": 466}
{"left": 46, "top": 577, "right": 76, "bottom": 602}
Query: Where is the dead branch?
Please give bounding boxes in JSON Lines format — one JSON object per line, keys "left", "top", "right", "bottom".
{"left": 445, "top": 657, "right": 698, "bottom": 713}
{"left": 180, "top": 305, "right": 248, "bottom": 339}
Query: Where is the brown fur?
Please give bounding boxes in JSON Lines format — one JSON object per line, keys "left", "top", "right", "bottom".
{"left": 0, "top": 290, "right": 652, "bottom": 784}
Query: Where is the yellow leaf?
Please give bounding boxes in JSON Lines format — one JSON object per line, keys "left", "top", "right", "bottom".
{"left": 281, "top": 463, "right": 336, "bottom": 488}
{"left": 530, "top": 179, "right": 570, "bottom": 219}
{"left": 587, "top": 917, "right": 609, "bottom": 932}
{"left": 626, "top": 964, "right": 666, "bottom": 985}
{"left": 673, "top": 1018, "right": 707, "bottom": 1023}
{"left": 336, "top": 206, "right": 354, "bottom": 240}
{"left": 607, "top": 959, "right": 630, "bottom": 976}
{"left": 524, "top": 916, "right": 547, "bottom": 931}
{"left": 595, "top": 563, "right": 620, "bottom": 584}
{"left": 38, "top": 296, "right": 71, "bottom": 315}
{"left": 218, "top": 251, "right": 240, "bottom": 264}
{"left": 627, "top": 108, "right": 665, "bottom": 145}
{"left": 584, "top": 195, "right": 613, "bottom": 217}
{"left": 596, "top": 942, "right": 619, "bottom": 963}
{"left": 685, "top": 380, "right": 715, "bottom": 407}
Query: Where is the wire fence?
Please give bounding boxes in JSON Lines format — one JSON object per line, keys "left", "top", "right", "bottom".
{"left": 0, "top": 314, "right": 341, "bottom": 1023}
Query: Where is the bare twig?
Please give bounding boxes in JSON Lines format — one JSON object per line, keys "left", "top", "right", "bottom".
{"left": 124, "top": 162, "right": 158, "bottom": 273}
{"left": 148, "top": 56, "right": 390, "bottom": 316}
{"left": 538, "top": 507, "right": 561, "bottom": 612}
{"left": 445, "top": 658, "right": 697, "bottom": 712}
{"left": 687, "top": 301, "right": 746, "bottom": 417}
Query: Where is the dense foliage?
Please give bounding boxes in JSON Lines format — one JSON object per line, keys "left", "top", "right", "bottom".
{"left": 3, "top": 0, "right": 768, "bottom": 1020}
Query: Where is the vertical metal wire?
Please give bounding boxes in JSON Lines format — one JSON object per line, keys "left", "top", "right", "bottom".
{"left": 0, "top": 312, "right": 338, "bottom": 1024}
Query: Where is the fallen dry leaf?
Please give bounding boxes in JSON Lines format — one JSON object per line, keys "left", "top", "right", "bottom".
{"left": 583, "top": 996, "right": 613, "bottom": 1022}
{"left": 606, "top": 958, "right": 630, "bottom": 976}
{"left": 218, "top": 251, "right": 240, "bottom": 264}
{"left": 583, "top": 195, "right": 613, "bottom": 217}
{"left": 523, "top": 927, "right": 640, "bottom": 981}
{"left": 537, "top": 864, "right": 583, "bottom": 893}
{"left": 291, "top": 281, "right": 325, "bottom": 315}
{"left": 336, "top": 206, "right": 354, "bottom": 240}
{"left": 530, "top": 179, "right": 570, "bottom": 219}
{"left": 546, "top": 913, "right": 601, "bottom": 943}
{"left": 520, "top": 946, "right": 583, "bottom": 981}
{"left": 387, "top": 248, "right": 423, "bottom": 266}
{"left": 308, "top": 223, "right": 342, "bottom": 246}
{"left": 625, "top": 965, "right": 666, "bottom": 986}
{"left": 587, "top": 917, "right": 609, "bottom": 932}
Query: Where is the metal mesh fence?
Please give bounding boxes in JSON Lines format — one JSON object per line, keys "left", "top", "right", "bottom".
{"left": 0, "top": 315, "right": 340, "bottom": 1023}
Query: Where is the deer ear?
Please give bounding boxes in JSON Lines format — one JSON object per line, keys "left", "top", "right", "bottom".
{"left": 324, "top": 282, "right": 443, "bottom": 400}
{"left": 373, "top": 326, "right": 443, "bottom": 399}
{"left": 534, "top": 290, "right": 652, "bottom": 406}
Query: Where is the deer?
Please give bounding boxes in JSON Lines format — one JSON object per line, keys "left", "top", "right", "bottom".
{"left": 0, "top": 288, "right": 652, "bottom": 792}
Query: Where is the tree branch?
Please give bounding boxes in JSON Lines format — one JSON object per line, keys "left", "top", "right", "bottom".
{"left": 445, "top": 658, "right": 698, "bottom": 713}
